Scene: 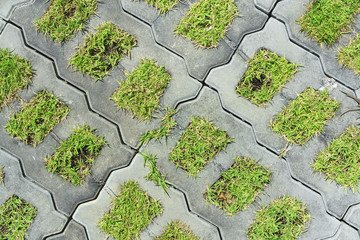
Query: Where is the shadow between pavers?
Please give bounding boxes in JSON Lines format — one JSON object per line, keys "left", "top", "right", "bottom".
{"left": 47, "top": 220, "right": 88, "bottom": 240}
{"left": 272, "top": 0, "right": 360, "bottom": 90}
{"left": 142, "top": 87, "right": 339, "bottom": 239}
{"left": 344, "top": 203, "right": 360, "bottom": 230}
{"left": 0, "top": 0, "right": 32, "bottom": 20}
{"left": 0, "top": 24, "right": 135, "bottom": 216}
{"left": 10, "top": 0, "right": 201, "bottom": 149}
{"left": 0, "top": 149, "right": 67, "bottom": 239}
{"left": 254, "top": 0, "right": 278, "bottom": 14}
{"left": 0, "top": 19, "right": 5, "bottom": 33}
{"left": 73, "top": 154, "right": 221, "bottom": 240}
{"left": 323, "top": 223, "right": 360, "bottom": 240}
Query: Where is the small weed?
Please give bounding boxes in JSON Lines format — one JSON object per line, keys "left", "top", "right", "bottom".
{"left": 0, "top": 48, "right": 34, "bottom": 109}
{"left": 236, "top": 49, "right": 298, "bottom": 106}
{"left": 136, "top": 0, "right": 179, "bottom": 14}
{"left": 338, "top": 34, "right": 360, "bottom": 74}
{"left": 155, "top": 220, "right": 200, "bottom": 240}
{"left": 70, "top": 22, "right": 136, "bottom": 80}
{"left": 169, "top": 116, "right": 232, "bottom": 177}
{"left": 98, "top": 181, "right": 163, "bottom": 240}
{"left": 247, "top": 196, "right": 310, "bottom": 240}
{"left": 35, "top": 0, "right": 97, "bottom": 42}
{"left": 141, "top": 151, "right": 169, "bottom": 193}
{"left": 174, "top": 0, "right": 238, "bottom": 48}
{"left": 206, "top": 157, "right": 271, "bottom": 216}
{"left": 5, "top": 90, "right": 70, "bottom": 146}
{"left": 45, "top": 125, "right": 106, "bottom": 185}
{"left": 0, "top": 195, "right": 37, "bottom": 240}
{"left": 0, "top": 166, "right": 4, "bottom": 184}
{"left": 270, "top": 88, "right": 340, "bottom": 146}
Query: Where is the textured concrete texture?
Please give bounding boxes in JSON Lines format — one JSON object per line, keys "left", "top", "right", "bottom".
{"left": 46, "top": 220, "right": 88, "bottom": 240}
{"left": 0, "top": 0, "right": 32, "bottom": 20}
{"left": 254, "top": 0, "right": 278, "bottom": 13}
{"left": 324, "top": 223, "right": 360, "bottom": 240}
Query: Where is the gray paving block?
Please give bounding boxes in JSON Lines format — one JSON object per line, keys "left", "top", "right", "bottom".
{"left": 272, "top": 0, "right": 360, "bottom": 90}
{"left": 0, "top": 24, "right": 135, "bottom": 216}
{"left": 47, "top": 220, "right": 88, "bottom": 240}
{"left": 0, "top": 0, "right": 32, "bottom": 20}
{"left": 11, "top": 0, "right": 201, "bottom": 148}
{"left": 0, "top": 19, "right": 5, "bottom": 33}
{"left": 73, "top": 154, "right": 220, "bottom": 240}
{"left": 142, "top": 87, "right": 339, "bottom": 240}
{"left": 0, "top": 149, "right": 67, "bottom": 239}
{"left": 254, "top": 0, "right": 278, "bottom": 13}
{"left": 345, "top": 204, "right": 360, "bottom": 230}
{"left": 323, "top": 223, "right": 360, "bottom": 240}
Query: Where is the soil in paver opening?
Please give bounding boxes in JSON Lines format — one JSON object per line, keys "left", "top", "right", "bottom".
{"left": 0, "top": 195, "right": 37, "bottom": 240}
{"left": 139, "top": 0, "right": 180, "bottom": 14}
{"left": 155, "top": 220, "right": 200, "bottom": 240}
{"left": 338, "top": 34, "right": 360, "bottom": 74}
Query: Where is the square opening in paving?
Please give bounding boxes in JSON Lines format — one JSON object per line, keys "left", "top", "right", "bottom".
{"left": 139, "top": 0, "right": 180, "bottom": 14}
{"left": 338, "top": 34, "right": 360, "bottom": 75}
{"left": 155, "top": 220, "right": 200, "bottom": 240}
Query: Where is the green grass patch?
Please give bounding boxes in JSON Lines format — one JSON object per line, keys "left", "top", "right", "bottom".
{"left": 0, "top": 48, "right": 34, "bottom": 109}
{"left": 111, "top": 58, "right": 171, "bottom": 120}
{"left": 0, "top": 166, "right": 4, "bottom": 184}
{"left": 236, "top": 49, "right": 298, "bottom": 106}
{"left": 297, "top": 0, "right": 360, "bottom": 46}
{"left": 270, "top": 88, "right": 340, "bottom": 146}
{"left": 45, "top": 125, "right": 106, "bottom": 185}
{"left": 0, "top": 195, "right": 37, "bottom": 240}
{"left": 5, "top": 90, "right": 70, "bottom": 146}
{"left": 98, "top": 181, "right": 163, "bottom": 240}
{"left": 156, "top": 220, "right": 200, "bottom": 240}
{"left": 338, "top": 34, "right": 360, "bottom": 74}
{"left": 206, "top": 157, "right": 271, "bottom": 216}
{"left": 169, "top": 116, "right": 232, "bottom": 177}
{"left": 141, "top": 151, "right": 169, "bottom": 193}
{"left": 174, "top": 0, "right": 238, "bottom": 48}
{"left": 35, "top": 0, "right": 97, "bottom": 42}
{"left": 138, "top": 0, "right": 179, "bottom": 14}
{"left": 247, "top": 196, "right": 310, "bottom": 240}
{"left": 312, "top": 126, "right": 360, "bottom": 191}
{"left": 70, "top": 22, "right": 136, "bottom": 80}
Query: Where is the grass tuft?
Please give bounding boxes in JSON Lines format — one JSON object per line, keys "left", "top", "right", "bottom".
{"left": 5, "top": 90, "right": 70, "bottom": 146}
{"left": 35, "top": 0, "right": 97, "bottom": 42}
{"left": 247, "top": 196, "right": 310, "bottom": 240}
{"left": 70, "top": 22, "right": 136, "bottom": 80}
{"left": 174, "top": 0, "right": 238, "bottom": 49}
{"left": 155, "top": 220, "right": 200, "bottom": 240}
{"left": 141, "top": 151, "right": 169, "bottom": 193}
{"left": 0, "top": 195, "right": 37, "bottom": 240}
{"left": 137, "top": 0, "right": 180, "bottom": 14}
{"left": 338, "top": 34, "right": 360, "bottom": 74}
{"left": 0, "top": 49, "right": 34, "bottom": 109}
{"left": 270, "top": 88, "right": 340, "bottom": 146}
{"left": 98, "top": 181, "right": 163, "bottom": 240}
{"left": 0, "top": 166, "right": 4, "bottom": 184}
{"left": 45, "top": 125, "right": 106, "bottom": 185}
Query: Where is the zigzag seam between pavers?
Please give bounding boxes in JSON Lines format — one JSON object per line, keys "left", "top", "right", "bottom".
{"left": 46, "top": 220, "right": 90, "bottom": 240}
{"left": 0, "top": 0, "right": 33, "bottom": 20}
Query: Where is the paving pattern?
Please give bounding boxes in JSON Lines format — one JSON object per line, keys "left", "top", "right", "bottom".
{"left": 0, "top": 0, "right": 360, "bottom": 239}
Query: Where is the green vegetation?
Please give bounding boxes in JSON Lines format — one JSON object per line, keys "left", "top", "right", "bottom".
{"left": 247, "top": 196, "right": 310, "bottom": 239}
{"left": 270, "top": 88, "right": 340, "bottom": 146}
{"left": 312, "top": 126, "right": 360, "bottom": 191}
{"left": 0, "top": 195, "right": 37, "bottom": 240}
{"left": 236, "top": 49, "right": 298, "bottom": 106}
{"left": 98, "top": 181, "right": 162, "bottom": 239}
{"left": 338, "top": 34, "right": 360, "bottom": 74}
{"left": 5, "top": 90, "right": 70, "bottom": 146}
{"left": 174, "top": 0, "right": 238, "bottom": 48}
{"left": 35, "top": 0, "right": 97, "bottom": 42}
{"left": 111, "top": 59, "right": 171, "bottom": 120}
{"left": 206, "top": 157, "right": 271, "bottom": 216}
{"left": 0, "top": 166, "right": 4, "bottom": 184}
{"left": 297, "top": 0, "right": 360, "bottom": 46}
{"left": 70, "top": 22, "right": 136, "bottom": 80}
{"left": 0, "top": 49, "right": 34, "bottom": 109}
{"left": 138, "top": 0, "right": 179, "bottom": 14}
{"left": 156, "top": 220, "right": 200, "bottom": 240}
{"left": 45, "top": 125, "right": 106, "bottom": 185}
{"left": 141, "top": 151, "right": 169, "bottom": 193}
{"left": 169, "top": 116, "right": 232, "bottom": 177}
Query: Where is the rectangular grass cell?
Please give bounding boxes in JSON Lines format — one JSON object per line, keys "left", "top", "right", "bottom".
{"left": 98, "top": 181, "right": 163, "bottom": 240}
{"left": 0, "top": 195, "right": 37, "bottom": 240}
{"left": 139, "top": 0, "right": 179, "bottom": 14}
{"left": 70, "top": 22, "right": 136, "bottom": 80}
{"left": 5, "top": 90, "right": 70, "bottom": 146}
{"left": 156, "top": 220, "right": 200, "bottom": 240}
{"left": 169, "top": 116, "right": 232, "bottom": 177}
{"left": 174, "top": 0, "right": 238, "bottom": 48}
{"left": 338, "top": 34, "right": 360, "bottom": 75}
{"left": 111, "top": 59, "right": 171, "bottom": 120}
{"left": 45, "top": 125, "right": 106, "bottom": 185}
{"left": 236, "top": 49, "right": 298, "bottom": 106}
{"left": 270, "top": 88, "right": 340, "bottom": 146}
{"left": 0, "top": 48, "right": 33, "bottom": 109}
{"left": 36, "top": 0, "right": 97, "bottom": 42}
{"left": 206, "top": 157, "right": 271, "bottom": 216}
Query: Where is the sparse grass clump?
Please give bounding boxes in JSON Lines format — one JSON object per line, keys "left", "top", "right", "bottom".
{"left": 70, "top": 22, "right": 136, "bottom": 80}
{"left": 98, "top": 181, "right": 163, "bottom": 240}
{"left": 138, "top": 0, "right": 179, "bottom": 14}
{"left": 338, "top": 34, "right": 360, "bottom": 74}
{"left": 270, "top": 88, "right": 340, "bottom": 146}
{"left": 174, "top": 0, "right": 238, "bottom": 48}
{"left": 0, "top": 195, "right": 37, "bottom": 240}
{"left": 35, "top": 0, "right": 97, "bottom": 42}
{"left": 141, "top": 151, "right": 169, "bottom": 192}
{"left": 156, "top": 220, "right": 200, "bottom": 240}
{"left": 247, "top": 196, "right": 310, "bottom": 240}
{"left": 297, "top": 0, "right": 360, "bottom": 46}
{"left": 312, "top": 126, "right": 360, "bottom": 191}
{"left": 0, "top": 49, "right": 33, "bottom": 109}
{"left": 169, "top": 117, "right": 232, "bottom": 177}
{"left": 111, "top": 59, "right": 171, "bottom": 120}
{"left": 5, "top": 90, "right": 70, "bottom": 146}
{"left": 206, "top": 157, "right": 271, "bottom": 216}
{"left": 45, "top": 125, "right": 106, "bottom": 185}
{"left": 0, "top": 166, "right": 4, "bottom": 184}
